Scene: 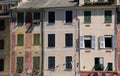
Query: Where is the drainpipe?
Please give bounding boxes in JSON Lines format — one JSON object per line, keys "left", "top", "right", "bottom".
{"left": 41, "top": 8, "right": 44, "bottom": 76}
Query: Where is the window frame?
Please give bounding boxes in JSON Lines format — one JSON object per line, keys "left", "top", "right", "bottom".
{"left": 65, "top": 11, "right": 73, "bottom": 23}
{"left": 84, "top": 11, "right": 91, "bottom": 23}
{"left": 0, "top": 20, "right": 5, "bottom": 31}
{"left": 48, "top": 11, "right": 55, "bottom": 24}
{"left": 48, "top": 56, "right": 55, "bottom": 70}
{"left": 65, "top": 33, "right": 73, "bottom": 47}
{"left": 17, "top": 12, "right": 25, "bottom": 26}
{"left": 16, "top": 57, "right": 24, "bottom": 73}
{"left": 65, "top": 56, "right": 72, "bottom": 70}
{"left": 0, "top": 39, "right": 4, "bottom": 50}
{"left": 48, "top": 34, "right": 55, "bottom": 47}
{"left": 17, "top": 34, "right": 24, "bottom": 46}
{"left": 33, "top": 34, "right": 40, "bottom": 45}
{"left": 104, "top": 10, "right": 112, "bottom": 23}
{"left": 33, "top": 56, "right": 40, "bottom": 70}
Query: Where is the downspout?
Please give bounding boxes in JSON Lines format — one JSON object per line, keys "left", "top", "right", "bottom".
{"left": 115, "top": 6, "right": 119, "bottom": 74}
{"left": 41, "top": 8, "right": 44, "bottom": 76}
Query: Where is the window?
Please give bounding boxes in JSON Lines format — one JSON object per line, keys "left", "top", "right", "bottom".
{"left": 107, "top": 63, "right": 112, "bottom": 71}
{"left": 105, "top": 10, "right": 112, "bottom": 23}
{"left": 0, "top": 40, "right": 4, "bottom": 50}
{"left": 33, "top": 34, "right": 40, "bottom": 45}
{"left": 65, "top": 33, "right": 73, "bottom": 47}
{"left": 17, "top": 57, "right": 23, "bottom": 73}
{"left": 48, "top": 11, "right": 55, "bottom": 23}
{"left": 33, "top": 12, "right": 40, "bottom": 20}
{"left": 65, "top": 11, "right": 72, "bottom": 23}
{"left": 0, "top": 20, "right": 5, "bottom": 31}
{"left": 48, "top": 56, "right": 55, "bottom": 70}
{"left": 80, "top": 36, "right": 95, "bottom": 48}
{"left": 33, "top": 12, "right": 40, "bottom": 25}
{"left": 0, "top": 59, "right": 4, "bottom": 71}
{"left": 84, "top": 11, "right": 91, "bottom": 23}
{"left": 17, "top": 12, "right": 24, "bottom": 26}
{"left": 84, "top": 36, "right": 91, "bottom": 48}
{"left": 66, "top": 56, "right": 72, "bottom": 70}
{"left": 98, "top": 0, "right": 104, "bottom": 2}
{"left": 84, "top": 0, "right": 90, "bottom": 3}
{"left": 99, "top": 35, "right": 113, "bottom": 48}
{"left": 94, "top": 57, "right": 104, "bottom": 71}
{"left": 17, "top": 34, "right": 24, "bottom": 46}
{"left": 48, "top": 34, "right": 55, "bottom": 47}
{"left": 33, "top": 57, "right": 40, "bottom": 70}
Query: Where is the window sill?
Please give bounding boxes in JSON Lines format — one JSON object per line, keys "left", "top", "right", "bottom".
{"left": 64, "top": 69, "right": 72, "bottom": 71}
{"left": 47, "top": 69, "right": 55, "bottom": 71}
{"left": 47, "top": 23, "right": 55, "bottom": 26}
{"left": 84, "top": 22, "right": 91, "bottom": 24}
{"left": 64, "top": 22, "right": 72, "bottom": 25}
{"left": 47, "top": 47, "right": 55, "bottom": 49}
{"left": 64, "top": 46, "right": 73, "bottom": 48}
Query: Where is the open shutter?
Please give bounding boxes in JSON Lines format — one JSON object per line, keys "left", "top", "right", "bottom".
{"left": 80, "top": 36, "right": 85, "bottom": 48}
{"left": 112, "top": 35, "right": 116, "bottom": 48}
{"left": 91, "top": 36, "right": 95, "bottom": 48}
{"left": 100, "top": 36, "right": 105, "bottom": 48}
{"left": 99, "top": 58, "right": 103, "bottom": 64}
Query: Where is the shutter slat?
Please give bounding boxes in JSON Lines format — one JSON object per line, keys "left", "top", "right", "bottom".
{"left": 80, "top": 36, "right": 85, "bottom": 48}
{"left": 100, "top": 36, "right": 105, "bottom": 48}
{"left": 92, "top": 36, "right": 95, "bottom": 48}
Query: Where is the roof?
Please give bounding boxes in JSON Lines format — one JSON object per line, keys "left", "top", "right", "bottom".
{"left": 16, "top": 0, "right": 78, "bottom": 9}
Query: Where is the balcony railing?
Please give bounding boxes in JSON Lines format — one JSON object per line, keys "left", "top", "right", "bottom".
{"left": 84, "top": 1, "right": 114, "bottom": 6}
{"left": 0, "top": 9, "right": 9, "bottom": 16}
{"left": 94, "top": 64, "right": 104, "bottom": 71}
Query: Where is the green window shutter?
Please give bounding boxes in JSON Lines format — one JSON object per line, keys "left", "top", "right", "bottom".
{"left": 17, "top": 34, "right": 24, "bottom": 46}
{"left": 105, "top": 10, "right": 112, "bottom": 23}
{"left": 84, "top": 0, "right": 90, "bottom": 3}
{"left": 84, "top": 11, "right": 91, "bottom": 23}
{"left": 33, "top": 34, "right": 40, "bottom": 45}
{"left": 33, "top": 57, "right": 40, "bottom": 70}
{"left": 17, "top": 57, "right": 23, "bottom": 70}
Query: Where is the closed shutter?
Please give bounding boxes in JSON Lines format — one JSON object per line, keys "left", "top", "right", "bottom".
{"left": 100, "top": 36, "right": 105, "bottom": 48}
{"left": 80, "top": 36, "right": 85, "bottom": 48}
{"left": 33, "top": 57, "right": 40, "bottom": 70}
{"left": 91, "top": 36, "right": 95, "bottom": 48}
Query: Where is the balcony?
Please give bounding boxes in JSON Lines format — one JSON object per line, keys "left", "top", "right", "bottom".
{"left": 0, "top": 9, "right": 9, "bottom": 16}
{"left": 84, "top": 0, "right": 114, "bottom": 6}
{"left": 94, "top": 64, "right": 104, "bottom": 71}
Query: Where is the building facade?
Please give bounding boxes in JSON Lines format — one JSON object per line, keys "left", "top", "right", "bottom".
{"left": 78, "top": 0, "right": 117, "bottom": 76}
{"left": 0, "top": 1, "right": 11, "bottom": 76}
{"left": 10, "top": 0, "right": 44, "bottom": 75}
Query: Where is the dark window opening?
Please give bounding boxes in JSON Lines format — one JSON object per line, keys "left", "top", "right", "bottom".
{"left": 48, "top": 56, "right": 55, "bottom": 70}
{"left": 34, "top": 12, "right": 40, "bottom": 20}
{"left": 84, "top": 36, "right": 91, "bottom": 48}
{"left": 17, "top": 13, "right": 24, "bottom": 26}
{"left": 66, "top": 56, "right": 72, "bottom": 70}
{"left": 48, "top": 34, "right": 55, "bottom": 47}
{"left": 105, "top": 36, "right": 112, "bottom": 48}
{"left": 0, "top": 59, "right": 4, "bottom": 71}
{"left": 0, "top": 20, "right": 5, "bottom": 31}
{"left": 65, "top": 33, "right": 73, "bottom": 47}
{"left": 65, "top": 11, "right": 72, "bottom": 23}
{"left": 48, "top": 11, "right": 55, "bottom": 23}
{"left": 0, "top": 40, "right": 4, "bottom": 50}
